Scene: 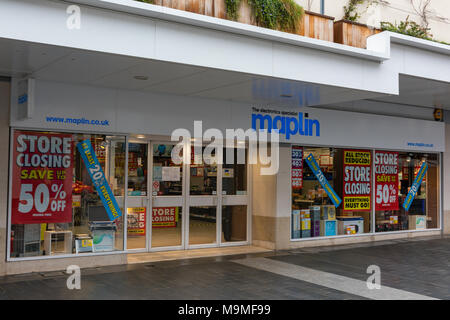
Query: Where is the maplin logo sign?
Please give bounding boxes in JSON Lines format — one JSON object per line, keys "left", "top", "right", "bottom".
{"left": 251, "top": 108, "right": 320, "bottom": 140}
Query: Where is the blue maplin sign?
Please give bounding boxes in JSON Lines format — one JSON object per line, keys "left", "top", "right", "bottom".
{"left": 251, "top": 110, "right": 320, "bottom": 140}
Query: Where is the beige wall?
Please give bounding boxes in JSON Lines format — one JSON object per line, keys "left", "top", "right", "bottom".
{"left": 296, "top": 0, "right": 450, "bottom": 43}
{"left": 443, "top": 120, "right": 450, "bottom": 235}
{"left": 0, "top": 80, "right": 10, "bottom": 276}
{"left": 251, "top": 161, "right": 278, "bottom": 249}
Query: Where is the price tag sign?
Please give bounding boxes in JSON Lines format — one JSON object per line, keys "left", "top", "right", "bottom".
{"left": 11, "top": 131, "right": 73, "bottom": 224}
{"left": 375, "top": 151, "right": 399, "bottom": 211}
{"left": 291, "top": 146, "right": 303, "bottom": 190}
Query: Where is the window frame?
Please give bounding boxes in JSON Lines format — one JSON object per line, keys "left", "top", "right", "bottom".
{"left": 289, "top": 144, "right": 442, "bottom": 242}
{"left": 7, "top": 127, "right": 129, "bottom": 261}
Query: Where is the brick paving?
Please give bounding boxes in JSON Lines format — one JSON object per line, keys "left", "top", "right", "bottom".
{"left": 0, "top": 236, "right": 448, "bottom": 300}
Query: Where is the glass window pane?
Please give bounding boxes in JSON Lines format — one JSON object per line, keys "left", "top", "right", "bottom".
{"left": 222, "top": 205, "right": 247, "bottom": 242}
{"left": 291, "top": 147, "right": 372, "bottom": 239}
{"left": 127, "top": 143, "right": 148, "bottom": 196}
{"left": 127, "top": 206, "right": 147, "bottom": 249}
{"left": 190, "top": 146, "right": 217, "bottom": 195}
{"left": 189, "top": 206, "right": 216, "bottom": 245}
{"left": 222, "top": 147, "right": 247, "bottom": 195}
{"left": 375, "top": 152, "right": 439, "bottom": 232}
{"left": 152, "top": 144, "right": 183, "bottom": 196}
{"left": 152, "top": 206, "right": 182, "bottom": 247}
{"left": 10, "top": 130, "right": 125, "bottom": 257}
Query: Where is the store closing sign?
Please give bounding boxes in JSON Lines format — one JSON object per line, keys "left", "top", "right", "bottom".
{"left": 12, "top": 131, "right": 73, "bottom": 224}
{"left": 152, "top": 207, "right": 178, "bottom": 228}
{"left": 77, "top": 139, "right": 122, "bottom": 221}
{"left": 305, "top": 154, "right": 341, "bottom": 207}
{"left": 343, "top": 150, "right": 371, "bottom": 211}
{"left": 375, "top": 151, "right": 399, "bottom": 211}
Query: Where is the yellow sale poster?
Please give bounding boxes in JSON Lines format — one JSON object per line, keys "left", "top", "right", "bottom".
{"left": 343, "top": 150, "right": 372, "bottom": 211}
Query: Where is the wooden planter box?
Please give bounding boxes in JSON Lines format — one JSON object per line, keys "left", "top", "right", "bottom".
{"left": 152, "top": 0, "right": 215, "bottom": 16}
{"left": 149, "top": 1, "right": 335, "bottom": 42}
{"left": 334, "top": 19, "right": 381, "bottom": 49}
{"left": 298, "top": 11, "right": 334, "bottom": 42}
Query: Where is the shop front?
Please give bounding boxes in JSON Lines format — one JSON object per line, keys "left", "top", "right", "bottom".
{"left": 5, "top": 78, "right": 445, "bottom": 267}
{"left": 249, "top": 106, "right": 444, "bottom": 249}
{"left": 8, "top": 131, "right": 251, "bottom": 259}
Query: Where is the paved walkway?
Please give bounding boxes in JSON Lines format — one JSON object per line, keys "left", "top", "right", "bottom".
{"left": 0, "top": 236, "right": 448, "bottom": 300}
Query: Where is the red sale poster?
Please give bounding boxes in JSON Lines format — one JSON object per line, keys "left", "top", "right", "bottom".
{"left": 152, "top": 207, "right": 178, "bottom": 228}
{"left": 291, "top": 146, "right": 303, "bottom": 189}
{"left": 374, "top": 151, "right": 399, "bottom": 211}
{"left": 11, "top": 131, "right": 73, "bottom": 224}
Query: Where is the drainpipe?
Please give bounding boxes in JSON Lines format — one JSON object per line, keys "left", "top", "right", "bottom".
{"left": 320, "top": 0, "right": 325, "bottom": 15}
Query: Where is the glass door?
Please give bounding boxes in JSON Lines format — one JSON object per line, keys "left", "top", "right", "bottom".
{"left": 220, "top": 146, "right": 249, "bottom": 245}
{"left": 126, "top": 141, "right": 149, "bottom": 251}
{"left": 187, "top": 144, "right": 220, "bottom": 247}
{"left": 150, "top": 142, "right": 184, "bottom": 250}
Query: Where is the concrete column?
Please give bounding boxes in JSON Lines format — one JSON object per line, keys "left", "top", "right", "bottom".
{"left": 251, "top": 161, "right": 277, "bottom": 249}
{"left": 251, "top": 144, "right": 292, "bottom": 250}
{"left": 0, "top": 80, "right": 10, "bottom": 276}
{"left": 274, "top": 144, "right": 292, "bottom": 249}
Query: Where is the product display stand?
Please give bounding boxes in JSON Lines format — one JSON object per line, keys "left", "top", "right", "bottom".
{"left": 44, "top": 230, "right": 73, "bottom": 255}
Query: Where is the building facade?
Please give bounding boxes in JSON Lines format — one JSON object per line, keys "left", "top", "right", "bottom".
{"left": 0, "top": 0, "right": 449, "bottom": 275}
{"left": 298, "top": 0, "right": 450, "bottom": 43}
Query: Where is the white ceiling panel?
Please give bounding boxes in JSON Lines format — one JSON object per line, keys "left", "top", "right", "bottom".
{"left": 32, "top": 51, "right": 139, "bottom": 84}
{"left": 143, "top": 69, "right": 256, "bottom": 95}
{"left": 91, "top": 59, "right": 205, "bottom": 90}
{"left": 0, "top": 38, "right": 71, "bottom": 77}
{"left": 373, "top": 75, "right": 450, "bottom": 109}
{"left": 0, "top": 37, "right": 403, "bottom": 110}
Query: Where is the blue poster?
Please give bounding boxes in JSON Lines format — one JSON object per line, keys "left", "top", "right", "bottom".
{"left": 77, "top": 140, "right": 122, "bottom": 221}
{"left": 403, "top": 161, "right": 428, "bottom": 211}
{"left": 305, "top": 153, "right": 342, "bottom": 208}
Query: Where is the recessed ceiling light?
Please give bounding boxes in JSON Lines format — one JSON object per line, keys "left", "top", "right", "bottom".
{"left": 136, "top": 135, "right": 146, "bottom": 139}
{"left": 134, "top": 75, "right": 149, "bottom": 81}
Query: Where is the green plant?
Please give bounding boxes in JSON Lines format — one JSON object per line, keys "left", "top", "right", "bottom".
{"left": 135, "top": 0, "right": 155, "bottom": 4}
{"left": 343, "top": 0, "right": 364, "bottom": 21}
{"left": 248, "top": 0, "right": 304, "bottom": 32}
{"left": 343, "top": 0, "right": 378, "bottom": 22}
{"left": 225, "top": 0, "right": 242, "bottom": 21}
{"left": 380, "top": 16, "right": 432, "bottom": 40}
{"left": 381, "top": 17, "right": 449, "bottom": 45}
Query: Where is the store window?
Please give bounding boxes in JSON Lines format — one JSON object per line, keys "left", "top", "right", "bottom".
{"left": 291, "top": 147, "right": 372, "bottom": 239}
{"left": 9, "top": 130, "right": 126, "bottom": 258}
{"left": 152, "top": 144, "right": 183, "bottom": 196}
{"left": 127, "top": 143, "right": 148, "bottom": 196}
{"left": 291, "top": 146, "right": 440, "bottom": 240}
{"left": 222, "top": 147, "right": 247, "bottom": 196}
{"left": 375, "top": 152, "right": 439, "bottom": 232}
{"left": 190, "top": 146, "right": 217, "bottom": 195}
